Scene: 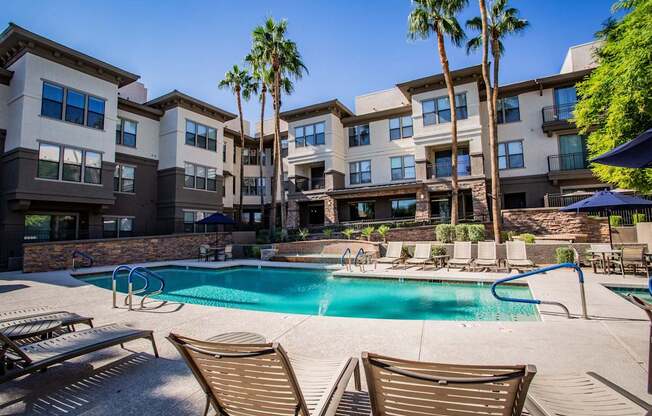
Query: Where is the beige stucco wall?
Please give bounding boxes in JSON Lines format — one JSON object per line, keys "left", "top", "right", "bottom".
{"left": 116, "top": 109, "right": 160, "bottom": 161}
{"left": 354, "top": 87, "right": 408, "bottom": 114}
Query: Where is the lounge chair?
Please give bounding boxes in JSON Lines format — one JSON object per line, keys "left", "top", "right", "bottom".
{"left": 167, "top": 333, "right": 361, "bottom": 416}
{"left": 404, "top": 243, "right": 432, "bottom": 270}
{"left": 362, "top": 352, "right": 536, "bottom": 416}
{"left": 0, "top": 323, "right": 158, "bottom": 383}
{"left": 526, "top": 372, "right": 649, "bottom": 415}
{"left": 446, "top": 241, "right": 473, "bottom": 271}
{"left": 375, "top": 242, "right": 403, "bottom": 269}
{"left": 0, "top": 308, "right": 93, "bottom": 331}
{"left": 613, "top": 246, "right": 649, "bottom": 276}
{"left": 506, "top": 240, "right": 536, "bottom": 272}
{"left": 472, "top": 241, "right": 499, "bottom": 271}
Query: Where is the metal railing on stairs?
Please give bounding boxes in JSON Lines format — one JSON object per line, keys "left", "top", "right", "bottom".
{"left": 71, "top": 250, "right": 93, "bottom": 271}
{"left": 112, "top": 265, "right": 166, "bottom": 310}
{"left": 341, "top": 248, "right": 352, "bottom": 271}
{"left": 491, "top": 263, "right": 588, "bottom": 319}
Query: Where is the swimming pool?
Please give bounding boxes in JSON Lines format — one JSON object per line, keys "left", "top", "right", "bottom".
{"left": 79, "top": 266, "right": 539, "bottom": 321}
{"left": 608, "top": 286, "right": 652, "bottom": 303}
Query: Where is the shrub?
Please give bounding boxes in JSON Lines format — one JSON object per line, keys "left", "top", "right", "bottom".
{"left": 468, "top": 224, "right": 486, "bottom": 242}
{"left": 609, "top": 215, "right": 623, "bottom": 227}
{"left": 243, "top": 245, "right": 261, "bottom": 258}
{"left": 519, "top": 233, "right": 536, "bottom": 244}
{"left": 298, "top": 228, "right": 310, "bottom": 241}
{"left": 360, "top": 226, "right": 375, "bottom": 241}
{"left": 323, "top": 228, "right": 333, "bottom": 239}
{"left": 377, "top": 224, "right": 391, "bottom": 242}
{"left": 633, "top": 213, "right": 647, "bottom": 225}
{"left": 455, "top": 224, "right": 470, "bottom": 241}
{"left": 342, "top": 228, "right": 355, "bottom": 240}
{"left": 555, "top": 247, "right": 575, "bottom": 264}
{"left": 432, "top": 245, "right": 447, "bottom": 257}
{"left": 435, "top": 224, "right": 456, "bottom": 243}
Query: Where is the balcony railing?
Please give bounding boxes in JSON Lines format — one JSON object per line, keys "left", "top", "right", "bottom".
{"left": 311, "top": 177, "right": 325, "bottom": 190}
{"left": 295, "top": 176, "right": 325, "bottom": 192}
{"left": 542, "top": 103, "right": 576, "bottom": 123}
{"left": 426, "top": 160, "right": 471, "bottom": 179}
{"left": 547, "top": 152, "right": 589, "bottom": 172}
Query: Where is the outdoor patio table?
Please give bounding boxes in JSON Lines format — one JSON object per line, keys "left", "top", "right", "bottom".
{"left": 588, "top": 248, "right": 622, "bottom": 275}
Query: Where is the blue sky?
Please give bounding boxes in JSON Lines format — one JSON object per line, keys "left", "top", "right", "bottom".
{"left": 5, "top": 1, "right": 616, "bottom": 129}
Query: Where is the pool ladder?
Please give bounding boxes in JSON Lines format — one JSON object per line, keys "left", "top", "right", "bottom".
{"left": 71, "top": 250, "right": 93, "bottom": 271}
{"left": 112, "top": 265, "right": 166, "bottom": 311}
{"left": 491, "top": 263, "right": 588, "bottom": 319}
{"left": 341, "top": 248, "right": 352, "bottom": 271}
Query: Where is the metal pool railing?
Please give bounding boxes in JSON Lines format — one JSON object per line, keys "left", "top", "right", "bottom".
{"left": 112, "top": 265, "right": 166, "bottom": 311}
{"left": 491, "top": 263, "right": 588, "bottom": 319}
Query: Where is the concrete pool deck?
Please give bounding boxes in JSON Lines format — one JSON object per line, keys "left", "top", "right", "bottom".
{"left": 1, "top": 260, "right": 651, "bottom": 415}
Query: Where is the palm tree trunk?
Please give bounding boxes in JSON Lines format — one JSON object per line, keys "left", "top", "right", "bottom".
{"left": 269, "top": 89, "right": 278, "bottom": 235}
{"left": 236, "top": 89, "right": 245, "bottom": 224}
{"left": 273, "top": 66, "right": 287, "bottom": 230}
{"left": 259, "top": 84, "right": 266, "bottom": 225}
{"left": 492, "top": 42, "right": 503, "bottom": 237}
{"left": 479, "top": 0, "right": 501, "bottom": 243}
{"left": 436, "top": 31, "right": 459, "bottom": 225}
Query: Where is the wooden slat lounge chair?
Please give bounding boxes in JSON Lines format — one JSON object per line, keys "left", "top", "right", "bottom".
{"left": 0, "top": 323, "right": 158, "bottom": 383}
{"left": 167, "top": 333, "right": 361, "bottom": 416}
{"left": 446, "top": 241, "right": 473, "bottom": 271}
{"left": 525, "top": 372, "right": 649, "bottom": 415}
{"left": 362, "top": 352, "right": 536, "bottom": 416}
{"left": 0, "top": 309, "right": 93, "bottom": 331}
{"left": 506, "top": 240, "right": 536, "bottom": 272}
{"left": 404, "top": 243, "right": 432, "bottom": 270}
{"left": 613, "top": 246, "right": 649, "bottom": 277}
{"left": 375, "top": 242, "right": 403, "bottom": 269}
{"left": 473, "top": 241, "right": 499, "bottom": 271}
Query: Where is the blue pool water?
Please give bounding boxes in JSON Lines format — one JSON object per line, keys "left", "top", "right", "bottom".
{"left": 609, "top": 286, "right": 652, "bottom": 303}
{"left": 80, "top": 266, "right": 539, "bottom": 321}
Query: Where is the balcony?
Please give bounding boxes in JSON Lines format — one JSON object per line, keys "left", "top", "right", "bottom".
{"left": 547, "top": 152, "right": 589, "bottom": 172}
{"left": 541, "top": 103, "right": 576, "bottom": 136}
{"left": 295, "top": 176, "right": 325, "bottom": 192}
{"left": 426, "top": 160, "right": 471, "bottom": 179}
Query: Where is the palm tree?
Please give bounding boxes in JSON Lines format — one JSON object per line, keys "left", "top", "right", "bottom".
{"left": 409, "top": 0, "right": 468, "bottom": 225}
{"left": 219, "top": 64, "right": 256, "bottom": 223}
{"left": 252, "top": 18, "right": 307, "bottom": 232}
{"left": 467, "top": 0, "right": 528, "bottom": 241}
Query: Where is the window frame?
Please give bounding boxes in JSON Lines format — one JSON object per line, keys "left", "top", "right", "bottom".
{"left": 183, "top": 162, "right": 216, "bottom": 191}
{"left": 496, "top": 96, "right": 521, "bottom": 124}
{"left": 243, "top": 177, "right": 266, "bottom": 196}
{"left": 36, "top": 142, "right": 103, "bottom": 185}
{"left": 40, "top": 80, "right": 106, "bottom": 130}
{"left": 349, "top": 160, "right": 372, "bottom": 185}
{"left": 295, "top": 122, "right": 326, "bottom": 147}
{"left": 116, "top": 117, "right": 138, "bottom": 148}
{"left": 102, "top": 216, "right": 135, "bottom": 238}
{"left": 389, "top": 116, "right": 413, "bottom": 140}
{"left": 498, "top": 140, "right": 525, "bottom": 170}
{"left": 391, "top": 198, "right": 417, "bottom": 218}
{"left": 390, "top": 155, "right": 416, "bottom": 181}
{"left": 114, "top": 164, "right": 136, "bottom": 193}
{"left": 421, "top": 92, "right": 468, "bottom": 126}
{"left": 348, "top": 124, "right": 370, "bottom": 147}
{"left": 185, "top": 119, "right": 217, "bottom": 152}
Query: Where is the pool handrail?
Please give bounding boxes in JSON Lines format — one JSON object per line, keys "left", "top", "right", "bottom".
{"left": 354, "top": 248, "right": 365, "bottom": 265}
{"left": 112, "top": 265, "right": 164, "bottom": 310}
{"left": 341, "top": 248, "right": 352, "bottom": 271}
{"left": 129, "top": 266, "right": 166, "bottom": 309}
{"left": 491, "top": 263, "right": 588, "bottom": 319}
{"left": 72, "top": 250, "right": 93, "bottom": 271}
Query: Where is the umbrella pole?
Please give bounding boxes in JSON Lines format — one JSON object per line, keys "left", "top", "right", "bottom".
{"left": 607, "top": 209, "right": 613, "bottom": 248}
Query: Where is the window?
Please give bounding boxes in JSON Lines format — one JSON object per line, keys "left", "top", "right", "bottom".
{"left": 87, "top": 96, "right": 105, "bottom": 129}
{"left": 103, "top": 217, "right": 134, "bottom": 238}
{"left": 390, "top": 155, "right": 415, "bottom": 181}
{"left": 503, "top": 193, "right": 527, "bottom": 209}
{"left": 389, "top": 116, "right": 413, "bottom": 140}
{"left": 114, "top": 165, "right": 135, "bottom": 192}
{"left": 185, "top": 120, "right": 217, "bottom": 151}
{"left": 40, "top": 82, "right": 105, "bottom": 130}
{"left": 295, "top": 122, "right": 325, "bottom": 147}
{"left": 37, "top": 143, "right": 61, "bottom": 180}
{"left": 223, "top": 144, "right": 227, "bottom": 162}
{"left": 434, "top": 149, "right": 470, "bottom": 178}
{"left": 350, "top": 160, "right": 371, "bottom": 185}
{"left": 497, "top": 96, "right": 520, "bottom": 124}
{"left": 498, "top": 141, "right": 524, "bottom": 169}
{"left": 37, "top": 143, "right": 102, "bottom": 183}
{"left": 184, "top": 162, "right": 215, "bottom": 191}
{"left": 62, "top": 148, "right": 82, "bottom": 182}
{"left": 24, "top": 214, "right": 77, "bottom": 242}
{"left": 391, "top": 199, "right": 416, "bottom": 218}
{"left": 243, "top": 148, "right": 258, "bottom": 165}
{"left": 243, "top": 177, "right": 265, "bottom": 196}
{"left": 349, "top": 124, "right": 370, "bottom": 147}
{"left": 422, "top": 93, "right": 468, "bottom": 125}
{"left": 116, "top": 118, "right": 137, "bottom": 147}
{"left": 183, "top": 210, "right": 213, "bottom": 233}
{"left": 281, "top": 139, "right": 288, "bottom": 157}
{"left": 349, "top": 201, "right": 375, "bottom": 221}
{"left": 41, "top": 82, "right": 63, "bottom": 119}
{"left": 65, "top": 90, "right": 85, "bottom": 125}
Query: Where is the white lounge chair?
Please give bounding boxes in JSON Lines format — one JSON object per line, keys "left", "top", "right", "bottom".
{"left": 473, "top": 241, "right": 499, "bottom": 271}
{"left": 405, "top": 243, "right": 432, "bottom": 270}
{"left": 446, "top": 241, "right": 473, "bottom": 271}
{"left": 375, "top": 242, "right": 403, "bottom": 269}
{"left": 506, "top": 240, "right": 536, "bottom": 272}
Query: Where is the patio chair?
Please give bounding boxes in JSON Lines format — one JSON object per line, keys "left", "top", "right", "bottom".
{"left": 404, "top": 243, "right": 432, "bottom": 270}
{"left": 375, "top": 242, "right": 403, "bottom": 269}
{"left": 472, "top": 241, "right": 499, "bottom": 271}
{"left": 446, "top": 241, "right": 473, "bottom": 271}
{"left": 612, "top": 246, "right": 648, "bottom": 276}
{"left": 198, "top": 244, "right": 212, "bottom": 262}
{"left": 362, "top": 352, "right": 536, "bottom": 416}
{"left": 0, "top": 323, "right": 158, "bottom": 383}
{"left": 167, "top": 333, "right": 361, "bottom": 416}
{"left": 0, "top": 309, "right": 93, "bottom": 332}
{"left": 506, "top": 240, "right": 536, "bottom": 272}
{"left": 587, "top": 243, "right": 613, "bottom": 273}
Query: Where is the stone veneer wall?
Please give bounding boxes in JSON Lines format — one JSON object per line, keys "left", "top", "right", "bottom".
{"left": 502, "top": 208, "right": 609, "bottom": 242}
{"left": 23, "top": 232, "right": 232, "bottom": 273}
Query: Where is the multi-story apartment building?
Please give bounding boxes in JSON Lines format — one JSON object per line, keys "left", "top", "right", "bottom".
{"left": 279, "top": 41, "right": 606, "bottom": 229}
{"left": 0, "top": 22, "right": 607, "bottom": 268}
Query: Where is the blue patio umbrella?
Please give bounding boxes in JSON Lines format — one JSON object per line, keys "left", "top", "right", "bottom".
{"left": 196, "top": 212, "right": 235, "bottom": 244}
{"left": 560, "top": 190, "right": 652, "bottom": 245}
{"left": 591, "top": 128, "right": 652, "bottom": 168}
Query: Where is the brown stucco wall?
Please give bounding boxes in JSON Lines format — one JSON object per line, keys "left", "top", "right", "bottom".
{"left": 23, "top": 232, "right": 232, "bottom": 273}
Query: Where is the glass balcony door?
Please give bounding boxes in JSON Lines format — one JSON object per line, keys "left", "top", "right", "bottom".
{"left": 434, "top": 149, "right": 470, "bottom": 178}
{"left": 559, "top": 134, "right": 588, "bottom": 170}
{"left": 553, "top": 86, "right": 577, "bottom": 120}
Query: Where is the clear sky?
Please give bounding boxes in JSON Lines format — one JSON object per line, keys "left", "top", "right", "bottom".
{"left": 5, "top": 0, "right": 617, "bottom": 130}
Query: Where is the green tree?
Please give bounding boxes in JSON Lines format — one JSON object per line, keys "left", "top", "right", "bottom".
{"left": 575, "top": 0, "right": 652, "bottom": 191}
{"left": 409, "top": 0, "right": 467, "bottom": 225}
{"left": 466, "top": 0, "right": 528, "bottom": 242}
{"left": 252, "top": 18, "right": 307, "bottom": 231}
{"left": 219, "top": 65, "right": 256, "bottom": 222}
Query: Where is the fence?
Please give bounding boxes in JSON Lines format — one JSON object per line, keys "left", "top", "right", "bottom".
{"left": 544, "top": 193, "right": 652, "bottom": 226}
